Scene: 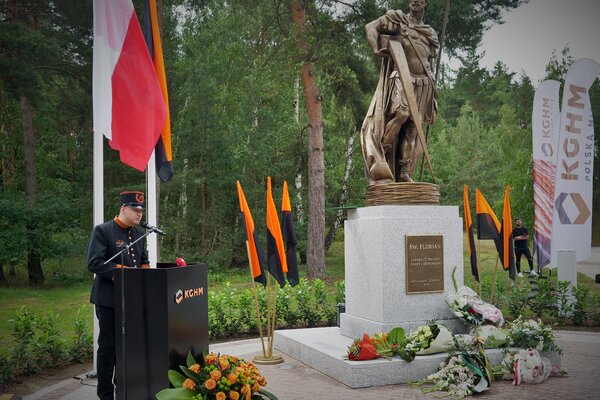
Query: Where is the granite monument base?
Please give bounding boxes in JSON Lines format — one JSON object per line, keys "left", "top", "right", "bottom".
{"left": 274, "top": 327, "right": 507, "bottom": 388}
{"left": 340, "top": 205, "right": 465, "bottom": 339}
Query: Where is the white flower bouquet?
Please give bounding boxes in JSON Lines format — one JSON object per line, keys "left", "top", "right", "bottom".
{"left": 452, "top": 334, "right": 480, "bottom": 352}
{"left": 405, "top": 324, "right": 454, "bottom": 357}
{"left": 471, "top": 325, "right": 509, "bottom": 349}
{"left": 413, "top": 350, "right": 492, "bottom": 398}
{"left": 447, "top": 286, "right": 504, "bottom": 327}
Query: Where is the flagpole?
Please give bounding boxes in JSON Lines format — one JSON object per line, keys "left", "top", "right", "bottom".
{"left": 476, "top": 238, "right": 482, "bottom": 297}
{"left": 147, "top": 151, "right": 158, "bottom": 267}
{"left": 489, "top": 255, "right": 500, "bottom": 303}
{"left": 265, "top": 270, "right": 273, "bottom": 356}
{"left": 246, "top": 242, "right": 267, "bottom": 358}
{"left": 268, "top": 284, "right": 280, "bottom": 357}
{"left": 92, "top": 126, "right": 104, "bottom": 374}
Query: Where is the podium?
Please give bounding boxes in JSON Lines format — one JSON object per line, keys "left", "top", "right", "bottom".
{"left": 114, "top": 263, "right": 209, "bottom": 400}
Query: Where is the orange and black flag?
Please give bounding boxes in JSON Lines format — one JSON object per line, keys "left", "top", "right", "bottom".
{"left": 281, "top": 181, "right": 299, "bottom": 287}
{"left": 143, "top": 0, "right": 173, "bottom": 182}
{"left": 236, "top": 181, "right": 266, "bottom": 286}
{"left": 475, "top": 189, "right": 501, "bottom": 241}
{"left": 463, "top": 185, "right": 479, "bottom": 282}
{"left": 266, "top": 177, "right": 288, "bottom": 288}
{"left": 500, "top": 186, "right": 516, "bottom": 280}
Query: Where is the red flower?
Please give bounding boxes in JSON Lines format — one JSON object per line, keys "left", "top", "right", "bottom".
{"left": 348, "top": 334, "right": 379, "bottom": 360}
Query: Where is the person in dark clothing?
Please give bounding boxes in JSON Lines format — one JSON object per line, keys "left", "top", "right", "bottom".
{"left": 512, "top": 217, "right": 537, "bottom": 278}
{"left": 87, "top": 191, "right": 149, "bottom": 400}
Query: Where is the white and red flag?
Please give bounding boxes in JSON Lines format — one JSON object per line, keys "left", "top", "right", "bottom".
{"left": 532, "top": 80, "right": 560, "bottom": 268}
{"left": 93, "top": 0, "right": 166, "bottom": 171}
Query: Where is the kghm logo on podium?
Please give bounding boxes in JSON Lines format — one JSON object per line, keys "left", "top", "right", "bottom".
{"left": 174, "top": 287, "right": 204, "bottom": 304}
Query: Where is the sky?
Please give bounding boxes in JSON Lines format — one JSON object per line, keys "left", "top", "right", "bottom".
{"left": 479, "top": 0, "right": 600, "bottom": 85}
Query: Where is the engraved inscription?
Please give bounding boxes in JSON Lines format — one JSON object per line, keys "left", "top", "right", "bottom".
{"left": 405, "top": 235, "right": 444, "bottom": 294}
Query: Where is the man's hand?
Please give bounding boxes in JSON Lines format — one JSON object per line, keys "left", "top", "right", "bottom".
{"left": 374, "top": 47, "right": 390, "bottom": 57}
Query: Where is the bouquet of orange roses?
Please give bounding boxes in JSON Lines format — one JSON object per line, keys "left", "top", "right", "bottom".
{"left": 156, "top": 351, "right": 277, "bottom": 400}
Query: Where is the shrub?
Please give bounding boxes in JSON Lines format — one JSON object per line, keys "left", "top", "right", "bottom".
{"left": 69, "top": 306, "right": 93, "bottom": 363}
{"left": 556, "top": 280, "right": 574, "bottom": 323}
{"left": 572, "top": 285, "right": 590, "bottom": 326}
{"left": 295, "top": 279, "right": 320, "bottom": 327}
{"left": 9, "top": 306, "right": 38, "bottom": 375}
{"left": 34, "top": 313, "right": 67, "bottom": 368}
{"left": 500, "top": 281, "right": 531, "bottom": 320}
{"left": 529, "top": 278, "right": 556, "bottom": 318}
{"left": 0, "top": 352, "right": 15, "bottom": 385}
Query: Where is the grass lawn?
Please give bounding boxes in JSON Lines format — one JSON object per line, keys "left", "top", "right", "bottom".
{"left": 0, "top": 283, "right": 94, "bottom": 350}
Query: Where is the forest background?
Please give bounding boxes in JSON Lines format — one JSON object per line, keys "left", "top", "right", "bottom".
{"left": 0, "top": 0, "right": 599, "bottom": 287}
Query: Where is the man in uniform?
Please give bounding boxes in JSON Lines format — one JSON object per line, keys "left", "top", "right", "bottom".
{"left": 87, "top": 191, "right": 149, "bottom": 400}
{"left": 361, "top": 0, "right": 438, "bottom": 183}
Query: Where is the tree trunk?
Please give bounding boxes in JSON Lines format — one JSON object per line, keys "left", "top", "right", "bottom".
{"left": 0, "top": 262, "right": 5, "bottom": 282}
{"left": 293, "top": 76, "right": 305, "bottom": 224}
{"left": 20, "top": 95, "right": 44, "bottom": 285}
{"left": 324, "top": 131, "right": 356, "bottom": 254}
{"left": 291, "top": 0, "right": 325, "bottom": 278}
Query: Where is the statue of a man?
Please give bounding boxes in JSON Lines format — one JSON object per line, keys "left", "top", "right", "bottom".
{"left": 361, "top": 0, "right": 438, "bottom": 184}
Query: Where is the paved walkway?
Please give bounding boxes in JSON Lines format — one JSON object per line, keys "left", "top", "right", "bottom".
{"left": 17, "top": 329, "right": 600, "bottom": 400}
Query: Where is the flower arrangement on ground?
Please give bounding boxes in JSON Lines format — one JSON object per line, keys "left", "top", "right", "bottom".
{"left": 493, "top": 348, "right": 558, "bottom": 385}
{"left": 405, "top": 324, "right": 454, "bottom": 358}
{"left": 156, "top": 351, "right": 277, "bottom": 400}
{"left": 412, "top": 349, "right": 492, "bottom": 398}
{"left": 447, "top": 286, "right": 504, "bottom": 327}
{"left": 347, "top": 327, "right": 413, "bottom": 361}
{"left": 507, "top": 317, "right": 562, "bottom": 354}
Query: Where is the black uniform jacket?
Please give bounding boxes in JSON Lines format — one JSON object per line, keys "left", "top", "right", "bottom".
{"left": 87, "top": 217, "right": 149, "bottom": 307}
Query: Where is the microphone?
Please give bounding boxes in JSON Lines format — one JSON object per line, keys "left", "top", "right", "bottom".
{"left": 141, "top": 222, "right": 166, "bottom": 236}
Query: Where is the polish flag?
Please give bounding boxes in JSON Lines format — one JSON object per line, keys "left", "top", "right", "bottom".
{"left": 93, "top": 0, "right": 166, "bottom": 171}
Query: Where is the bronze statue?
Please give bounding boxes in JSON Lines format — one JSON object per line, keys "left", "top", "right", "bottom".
{"left": 361, "top": 0, "right": 438, "bottom": 184}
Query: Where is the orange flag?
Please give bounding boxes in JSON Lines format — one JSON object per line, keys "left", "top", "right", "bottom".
{"left": 463, "top": 185, "right": 478, "bottom": 282}
{"left": 142, "top": 0, "right": 173, "bottom": 181}
{"left": 266, "top": 177, "right": 287, "bottom": 288}
{"left": 501, "top": 185, "right": 516, "bottom": 280}
{"left": 475, "top": 189, "right": 500, "bottom": 240}
{"left": 236, "top": 181, "right": 266, "bottom": 286}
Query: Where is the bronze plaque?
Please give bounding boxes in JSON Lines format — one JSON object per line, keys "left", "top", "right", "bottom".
{"left": 405, "top": 235, "right": 444, "bottom": 294}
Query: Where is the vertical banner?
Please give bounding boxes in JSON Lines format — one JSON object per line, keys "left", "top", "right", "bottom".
{"left": 551, "top": 58, "right": 599, "bottom": 267}
{"left": 532, "top": 80, "right": 560, "bottom": 268}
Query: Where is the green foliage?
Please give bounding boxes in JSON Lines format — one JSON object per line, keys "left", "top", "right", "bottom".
{"left": 528, "top": 278, "right": 556, "bottom": 318}
{"left": 334, "top": 280, "right": 345, "bottom": 304}
{"left": 68, "top": 306, "right": 94, "bottom": 363}
{"left": 497, "top": 279, "right": 530, "bottom": 319}
{"left": 555, "top": 280, "right": 573, "bottom": 323}
{"left": 0, "top": 305, "right": 93, "bottom": 385}
{"left": 206, "top": 278, "right": 339, "bottom": 341}
{"left": 34, "top": 313, "right": 67, "bottom": 368}
{"left": 590, "top": 293, "right": 600, "bottom": 326}
{"left": 572, "top": 285, "right": 590, "bottom": 326}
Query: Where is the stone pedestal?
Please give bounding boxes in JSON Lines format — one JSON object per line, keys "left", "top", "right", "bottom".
{"left": 340, "top": 205, "right": 465, "bottom": 338}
